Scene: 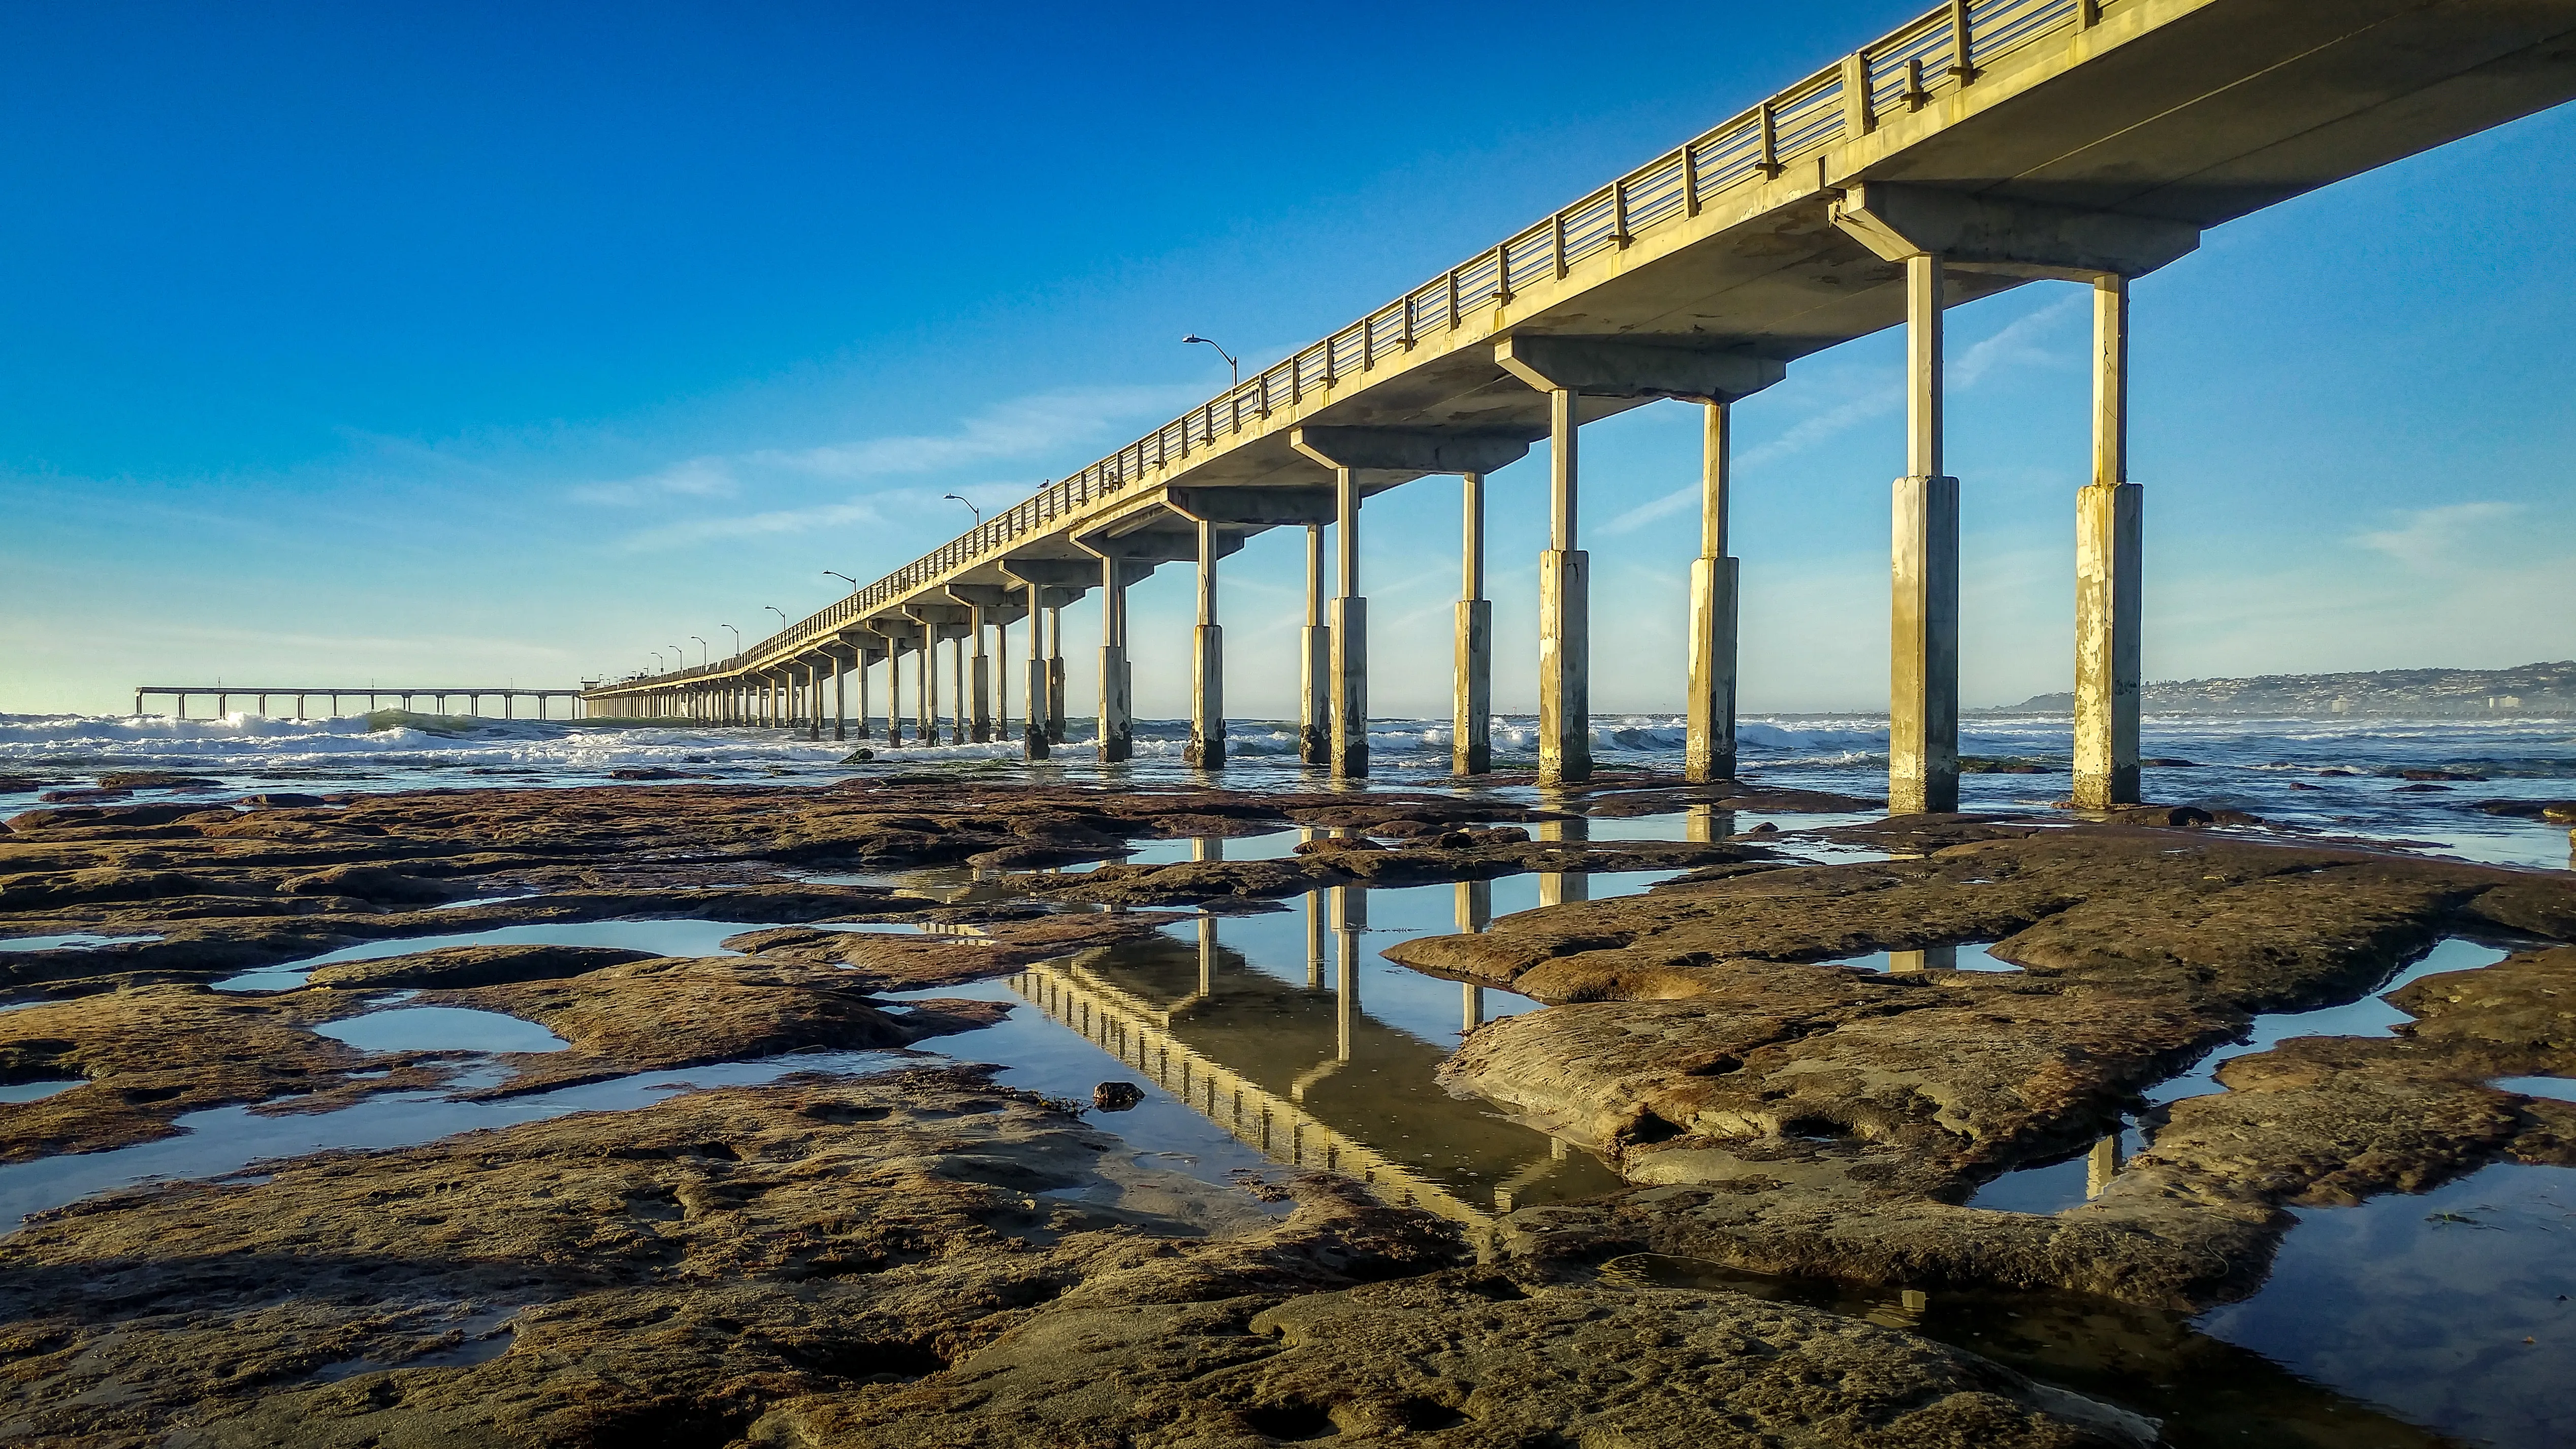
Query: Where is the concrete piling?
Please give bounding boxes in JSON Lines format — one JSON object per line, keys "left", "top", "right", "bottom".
{"left": 1891, "top": 252, "right": 1960, "bottom": 815}
{"left": 1328, "top": 469, "right": 1367, "bottom": 779}
{"left": 1188, "top": 518, "right": 1225, "bottom": 768}
{"left": 1686, "top": 401, "right": 1740, "bottom": 783}
{"left": 1098, "top": 555, "right": 1133, "bottom": 763}
{"left": 1538, "top": 387, "right": 1591, "bottom": 785}
{"left": 1300, "top": 525, "right": 1331, "bottom": 767}
{"left": 1454, "top": 472, "right": 1491, "bottom": 776}
{"left": 2075, "top": 274, "right": 2142, "bottom": 809}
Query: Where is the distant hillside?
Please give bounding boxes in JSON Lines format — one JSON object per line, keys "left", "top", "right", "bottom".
{"left": 2000, "top": 662, "right": 2576, "bottom": 717}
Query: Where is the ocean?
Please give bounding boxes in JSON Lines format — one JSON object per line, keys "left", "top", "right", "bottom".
{"left": 4, "top": 709, "right": 2570, "bottom": 871}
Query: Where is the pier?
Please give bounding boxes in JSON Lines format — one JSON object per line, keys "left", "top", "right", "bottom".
{"left": 133, "top": 686, "right": 586, "bottom": 722}
{"left": 582, "top": 0, "right": 2576, "bottom": 811}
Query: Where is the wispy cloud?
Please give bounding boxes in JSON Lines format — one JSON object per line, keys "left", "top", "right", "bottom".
{"left": 2350, "top": 500, "right": 2520, "bottom": 569}
{"left": 569, "top": 382, "right": 1206, "bottom": 514}
{"left": 1953, "top": 293, "right": 2082, "bottom": 388}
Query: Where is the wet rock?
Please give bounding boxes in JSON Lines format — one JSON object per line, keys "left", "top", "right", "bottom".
{"left": 840, "top": 749, "right": 875, "bottom": 763}
{"left": 1092, "top": 1081, "right": 1145, "bottom": 1111}
{"left": 2401, "top": 768, "right": 2488, "bottom": 782}
{"left": 9, "top": 803, "right": 229, "bottom": 833}
{"left": 94, "top": 772, "right": 223, "bottom": 790}
{"left": 2140, "top": 757, "right": 2201, "bottom": 767}
{"left": 1401, "top": 823, "right": 2576, "bottom": 1306}
{"left": 236, "top": 792, "right": 325, "bottom": 809}
{"left": 605, "top": 765, "right": 691, "bottom": 780}
{"left": 38, "top": 789, "right": 132, "bottom": 804}
{"left": 0, "top": 1073, "right": 1476, "bottom": 1447}
{"left": 1960, "top": 757, "right": 2053, "bottom": 775}
{"left": 277, "top": 864, "right": 457, "bottom": 904}
{"left": 2104, "top": 804, "right": 2212, "bottom": 826}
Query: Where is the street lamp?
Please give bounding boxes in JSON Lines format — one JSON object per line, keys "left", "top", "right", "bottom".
{"left": 824, "top": 570, "right": 858, "bottom": 590}
{"left": 691, "top": 636, "right": 709, "bottom": 668}
{"left": 1182, "top": 335, "right": 1239, "bottom": 391}
{"left": 721, "top": 624, "right": 740, "bottom": 655}
{"left": 670, "top": 645, "right": 686, "bottom": 672}
{"left": 941, "top": 494, "right": 980, "bottom": 527}
{"left": 764, "top": 605, "right": 788, "bottom": 627}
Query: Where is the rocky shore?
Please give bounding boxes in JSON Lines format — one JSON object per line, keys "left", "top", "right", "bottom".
{"left": 3, "top": 771, "right": 2569, "bottom": 1445}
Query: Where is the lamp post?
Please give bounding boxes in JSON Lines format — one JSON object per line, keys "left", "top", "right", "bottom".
{"left": 721, "top": 624, "right": 740, "bottom": 656}
{"left": 941, "top": 495, "right": 980, "bottom": 527}
{"left": 691, "top": 636, "right": 709, "bottom": 668}
{"left": 1182, "top": 335, "right": 1239, "bottom": 391}
{"left": 764, "top": 605, "right": 788, "bottom": 628}
{"left": 824, "top": 570, "right": 859, "bottom": 590}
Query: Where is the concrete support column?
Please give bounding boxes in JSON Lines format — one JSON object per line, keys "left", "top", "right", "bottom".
{"left": 2075, "top": 274, "right": 2142, "bottom": 809}
{"left": 885, "top": 648, "right": 904, "bottom": 746}
{"left": 1046, "top": 606, "right": 1067, "bottom": 745}
{"left": 831, "top": 654, "right": 847, "bottom": 742}
{"left": 918, "top": 623, "right": 938, "bottom": 745}
{"left": 967, "top": 606, "right": 991, "bottom": 744}
{"left": 1188, "top": 519, "right": 1225, "bottom": 768}
{"left": 806, "top": 664, "right": 822, "bottom": 741}
{"left": 1098, "top": 556, "right": 1133, "bottom": 763}
{"left": 1299, "top": 525, "right": 1332, "bottom": 767}
{"left": 1328, "top": 469, "right": 1367, "bottom": 779}
{"left": 1454, "top": 472, "right": 1491, "bottom": 776}
{"left": 1891, "top": 251, "right": 1961, "bottom": 815}
{"left": 1686, "top": 401, "right": 1741, "bottom": 782}
{"left": 996, "top": 618, "right": 1010, "bottom": 743}
{"left": 854, "top": 655, "right": 871, "bottom": 740}
{"left": 1024, "top": 581, "right": 1050, "bottom": 760}
{"left": 1539, "top": 387, "right": 1591, "bottom": 785}
{"left": 948, "top": 636, "right": 967, "bottom": 744}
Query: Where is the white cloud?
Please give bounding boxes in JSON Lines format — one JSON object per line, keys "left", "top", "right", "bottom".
{"left": 2350, "top": 500, "right": 2521, "bottom": 569}
{"left": 616, "top": 499, "right": 886, "bottom": 552}
{"left": 1953, "top": 293, "right": 2082, "bottom": 388}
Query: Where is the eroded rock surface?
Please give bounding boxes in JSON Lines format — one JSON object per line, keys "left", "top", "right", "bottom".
{"left": 0, "top": 1069, "right": 2136, "bottom": 1449}
{"left": 1405, "top": 821, "right": 2576, "bottom": 1306}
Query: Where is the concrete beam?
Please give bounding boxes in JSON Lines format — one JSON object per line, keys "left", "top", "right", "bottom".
{"left": 1286, "top": 428, "right": 1529, "bottom": 476}
{"left": 1165, "top": 487, "right": 1339, "bottom": 527}
{"left": 1494, "top": 336, "right": 1785, "bottom": 404}
{"left": 997, "top": 558, "right": 1096, "bottom": 592}
{"left": 1829, "top": 182, "right": 2200, "bottom": 280}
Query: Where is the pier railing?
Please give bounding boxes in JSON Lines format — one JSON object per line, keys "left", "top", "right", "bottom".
{"left": 617, "top": 0, "right": 2111, "bottom": 693}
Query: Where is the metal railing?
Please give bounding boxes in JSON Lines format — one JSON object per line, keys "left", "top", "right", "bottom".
{"left": 599, "top": 0, "right": 2105, "bottom": 696}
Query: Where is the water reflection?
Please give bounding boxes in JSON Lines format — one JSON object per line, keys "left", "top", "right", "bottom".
{"left": 1008, "top": 882, "right": 1625, "bottom": 1238}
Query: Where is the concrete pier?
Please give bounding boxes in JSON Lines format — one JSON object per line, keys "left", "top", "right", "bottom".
{"left": 582, "top": 3, "right": 2571, "bottom": 780}
{"left": 1329, "top": 468, "right": 1367, "bottom": 779}
{"left": 1046, "top": 606, "right": 1067, "bottom": 746}
{"left": 1539, "top": 385, "right": 1588, "bottom": 785}
{"left": 1300, "top": 525, "right": 1331, "bottom": 768}
{"left": 2076, "top": 275, "right": 2142, "bottom": 809}
{"left": 1686, "top": 402, "right": 1740, "bottom": 783}
{"left": 1098, "top": 554, "right": 1133, "bottom": 763}
{"left": 1188, "top": 518, "right": 1225, "bottom": 768}
{"left": 1454, "top": 472, "right": 1490, "bottom": 777}
{"left": 1892, "top": 253, "right": 1960, "bottom": 814}
{"left": 1023, "top": 578, "right": 1051, "bottom": 760}
{"left": 967, "top": 602, "right": 991, "bottom": 744}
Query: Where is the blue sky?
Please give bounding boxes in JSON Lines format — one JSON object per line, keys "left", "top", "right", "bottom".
{"left": 5, "top": 2, "right": 2571, "bottom": 719}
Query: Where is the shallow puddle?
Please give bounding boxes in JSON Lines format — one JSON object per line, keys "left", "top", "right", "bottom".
{"left": 314, "top": 1007, "right": 569, "bottom": 1054}
{"left": 2147, "top": 937, "right": 2514, "bottom": 1105}
{"left": 0, "top": 1080, "right": 85, "bottom": 1104}
{"left": 2196, "top": 1161, "right": 2576, "bottom": 1449}
{"left": 213, "top": 919, "right": 778, "bottom": 992}
{"left": 1969, "top": 937, "right": 2517, "bottom": 1215}
{"left": 903, "top": 868, "right": 1664, "bottom": 1239}
{"left": 1828, "top": 941, "right": 2022, "bottom": 974}
{"left": 0, "top": 932, "right": 165, "bottom": 952}
{"left": 2494, "top": 1075, "right": 2576, "bottom": 1103}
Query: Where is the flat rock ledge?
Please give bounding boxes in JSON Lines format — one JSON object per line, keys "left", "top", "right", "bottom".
{"left": 1389, "top": 818, "right": 2576, "bottom": 1309}
{"left": 0, "top": 1069, "right": 2141, "bottom": 1449}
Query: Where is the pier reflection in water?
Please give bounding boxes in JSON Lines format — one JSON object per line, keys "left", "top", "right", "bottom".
{"left": 1007, "top": 871, "right": 1645, "bottom": 1237}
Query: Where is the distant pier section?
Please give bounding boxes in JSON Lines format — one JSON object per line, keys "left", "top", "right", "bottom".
{"left": 133, "top": 686, "right": 587, "bottom": 722}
